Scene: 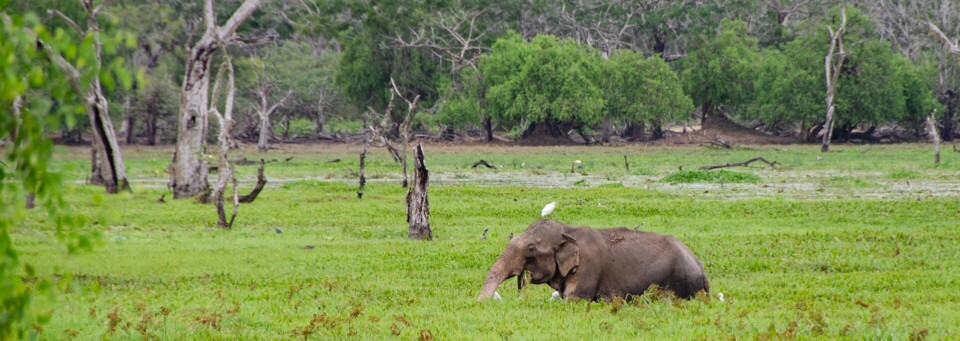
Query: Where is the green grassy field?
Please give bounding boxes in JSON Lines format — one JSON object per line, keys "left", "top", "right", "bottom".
{"left": 16, "top": 143, "right": 960, "bottom": 339}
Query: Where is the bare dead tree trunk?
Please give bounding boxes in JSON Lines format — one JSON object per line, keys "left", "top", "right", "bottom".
{"left": 256, "top": 83, "right": 293, "bottom": 152}
{"left": 927, "top": 111, "right": 941, "bottom": 164}
{"left": 44, "top": 3, "right": 129, "bottom": 194}
{"left": 406, "top": 142, "right": 431, "bottom": 240}
{"left": 238, "top": 160, "right": 267, "bottom": 203}
{"left": 822, "top": 8, "right": 847, "bottom": 153}
{"left": 146, "top": 108, "right": 157, "bottom": 145}
{"left": 483, "top": 116, "right": 493, "bottom": 142}
{"left": 125, "top": 108, "right": 136, "bottom": 145}
{"left": 943, "top": 90, "right": 959, "bottom": 142}
{"left": 208, "top": 56, "right": 240, "bottom": 228}
{"left": 315, "top": 93, "right": 326, "bottom": 134}
{"left": 391, "top": 78, "right": 420, "bottom": 189}
{"left": 358, "top": 139, "right": 369, "bottom": 199}
{"left": 88, "top": 143, "right": 105, "bottom": 185}
{"left": 602, "top": 118, "right": 612, "bottom": 143}
{"left": 172, "top": 0, "right": 265, "bottom": 199}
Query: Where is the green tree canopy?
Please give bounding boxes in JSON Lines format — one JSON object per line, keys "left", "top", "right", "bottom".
{"left": 682, "top": 20, "right": 759, "bottom": 121}
{"left": 747, "top": 6, "right": 940, "bottom": 139}
{"left": 481, "top": 33, "right": 604, "bottom": 138}
{"left": 602, "top": 50, "right": 693, "bottom": 129}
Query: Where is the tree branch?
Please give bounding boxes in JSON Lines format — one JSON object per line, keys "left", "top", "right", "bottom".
{"left": 924, "top": 21, "right": 960, "bottom": 56}
{"left": 204, "top": 0, "right": 216, "bottom": 33}
{"left": 219, "top": 0, "right": 265, "bottom": 40}
{"left": 699, "top": 157, "right": 780, "bottom": 170}
{"left": 36, "top": 39, "right": 84, "bottom": 95}
{"left": 224, "top": 33, "right": 278, "bottom": 47}
{"left": 266, "top": 90, "right": 294, "bottom": 115}
{"left": 46, "top": 9, "right": 84, "bottom": 36}
{"left": 92, "top": 0, "right": 114, "bottom": 17}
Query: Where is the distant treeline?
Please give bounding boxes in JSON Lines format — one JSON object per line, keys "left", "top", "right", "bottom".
{"left": 14, "top": 0, "right": 960, "bottom": 143}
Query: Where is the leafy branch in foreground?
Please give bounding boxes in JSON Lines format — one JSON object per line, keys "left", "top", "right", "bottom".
{"left": 1, "top": 10, "right": 104, "bottom": 338}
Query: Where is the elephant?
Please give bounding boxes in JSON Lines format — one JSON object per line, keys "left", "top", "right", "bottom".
{"left": 477, "top": 220, "right": 709, "bottom": 301}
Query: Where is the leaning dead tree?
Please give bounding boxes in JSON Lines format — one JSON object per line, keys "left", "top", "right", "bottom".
{"left": 43, "top": 1, "right": 129, "bottom": 193}
{"left": 822, "top": 7, "right": 847, "bottom": 153}
{"left": 406, "top": 142, "right": 431, "bottom": 240}
{"left": 925, "top": 21, "right": 960, "bottom": 56}
{"left": 926, "top": 110, "right": 941, "bottom": 165}
{"left": 171, "top": 0, "right": 266, "bottom": 199}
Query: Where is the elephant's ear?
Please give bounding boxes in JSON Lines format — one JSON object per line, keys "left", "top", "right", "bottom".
{"left": 556, "top": 233, "right": 580, "bottom": 277}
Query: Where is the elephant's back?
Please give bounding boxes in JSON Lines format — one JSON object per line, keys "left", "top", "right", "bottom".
{"left": 597, "top": 228, "right": 709, "bottom": 298}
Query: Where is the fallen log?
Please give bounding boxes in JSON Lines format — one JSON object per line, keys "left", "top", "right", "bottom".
{"left": 699, "top": 157, "right": 780, "bottom": 170}
{"left": 471, "top": 160, "right": 496, "bottom": 169}
{"left": 704, "top": 136, "right": 732, "bottom": 149}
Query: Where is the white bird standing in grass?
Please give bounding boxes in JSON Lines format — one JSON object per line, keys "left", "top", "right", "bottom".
{"left": 541, "top": 202, "right": 557, "bottom": 217}
{"left": 718, "top": 292, "right": 725, "bottom": 302}
{"left": 493, "top": 291, "right": 502, "bottom": 301}
{"left": 550, "top": 291, "right": 561, "bottom": 301}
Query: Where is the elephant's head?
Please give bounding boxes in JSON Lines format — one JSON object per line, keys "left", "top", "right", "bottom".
{"left": 477, "top": 220, "right": 579, "bottom": 301}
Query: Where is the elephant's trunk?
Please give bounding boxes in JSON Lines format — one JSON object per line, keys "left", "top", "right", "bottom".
{"left": 477, "top": 244, "right": 523, "bottom": 301}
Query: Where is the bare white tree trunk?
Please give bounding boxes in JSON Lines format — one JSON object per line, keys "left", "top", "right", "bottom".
{"left": 822, "top": 8, "right": 847, "bottom": 153}
{"left": 171, "top": 0, "right": 264, "bottom": 198}
{"left": 255, "top": 84, "right": 293, "bottom": 153}
{"left": 208, "top": 56, "right": 240, "bottom": 227}
{"left": 926, "top": 110, "right": 941, "bottom": 164}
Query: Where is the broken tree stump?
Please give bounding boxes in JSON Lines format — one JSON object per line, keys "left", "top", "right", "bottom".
{"left": 471, "top": 160, "right": 496, "bottom": 169}
{"left": 406, "top": 141, "right": 431, "bottom": 240}
{"left": 699, "top": 157, "right": 780, "bottom": 170}
{"left": 358, "top": 141, "right": 369, "bottom": 199}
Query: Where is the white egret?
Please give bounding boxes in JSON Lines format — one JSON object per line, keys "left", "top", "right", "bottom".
{"left": 718, "top": 292, "right": 725, "bottom": 302}
{"left": 493, "top": 291, "right": 502, "bottom": 301}
{"left": 541, "top": 202, "right": 557, "bottom": 217}
{"left": 550, "top": 291, "right": 561, "bottom": 301}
